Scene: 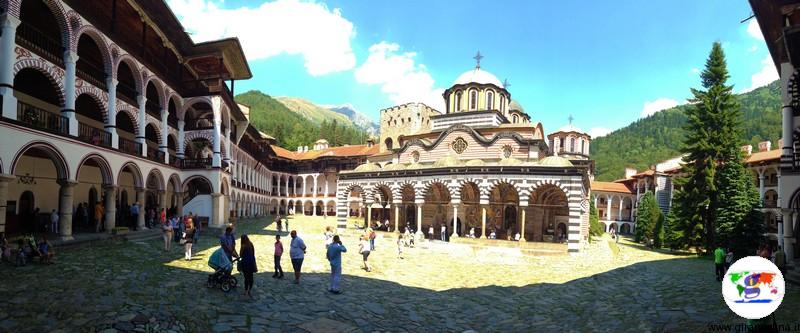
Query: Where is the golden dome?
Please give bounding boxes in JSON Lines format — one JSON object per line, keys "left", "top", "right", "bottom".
{"left": 498, "top": 157, "right": 523, "bottom": 166}
{"left": 538, "top": 156, "right": 573, "bottom": 167}
{"left": 465, "top": 159, "right": 486, "bottom": 166}
{"left": 354, "top": 163, "right": 381, "bottom": 172}
{"left": 434, "top": 155, "right": 463, "bottom": 167}
{"left": 383, "top": 163, "right": 406, "bottom": 171}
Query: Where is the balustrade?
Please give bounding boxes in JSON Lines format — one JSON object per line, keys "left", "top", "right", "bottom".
{"left": 17, "top": 102, "right": 68, "bottom": 135}
{"left": 78, "top": 122, "right": 111, "bottom": 147}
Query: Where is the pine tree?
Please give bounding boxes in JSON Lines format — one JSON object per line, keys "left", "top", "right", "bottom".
{"left": 635, "top": 192, "right": 659, "bottom": 243}
{"left": 672, "top": 42, "right": 740, "bottom": 253}
{"left": 652, "top": 213, "right": 665, "bottom": 248}
{"left": 589, "top": 201, "right": 603, "bottom": 238}
{"left": 715, "top": 149, "right": 764, "bottom": 256}
{"left": 663, "top": 211, "right": 683, "bottom": 250}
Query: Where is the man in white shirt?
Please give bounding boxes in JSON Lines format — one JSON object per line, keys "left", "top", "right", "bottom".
{"left": 289, "top": 230, "right": 307, "bottom": 284}
{"left": 50, "top": 210, "right": 59, "bottom": 235}
{"left": 440, "top": 224, "right": 446, "bottom": 242}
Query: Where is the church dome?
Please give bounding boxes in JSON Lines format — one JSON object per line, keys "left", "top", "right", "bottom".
{"left": 465, "top": 159, "right": 486, "bottom": 166}
{"left": 453, "top": 68, "right": 503, "bottom": 88}
{"left": 509, "top": 100, "right": 524, "bottom": 112}
{"left": 498, "top": 157, "right": 523, "bottom": 166}
{"left": 354, "top": 163, "right": 380, "bottom": 172}
{"left": 539, "top": 156, "right": 573, "bottom": 167}
{"left": 557, "top": 124, "right": 583, "bottom": 133}
{"left": 383, "top": 163, "right": 406, "bottom": 171}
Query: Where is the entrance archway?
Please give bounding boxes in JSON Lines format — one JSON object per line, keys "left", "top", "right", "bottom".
{"left": 529, "top": 184, "right": 569, "bottom": 242}
{"left": 489, "top": 183, "right": 519, "bottom": 240}
{"left": 9, "top": 143, "right": 69, "bottom": 234}
{"left": 424, "top": 182, "right": 451, "bottom": 240}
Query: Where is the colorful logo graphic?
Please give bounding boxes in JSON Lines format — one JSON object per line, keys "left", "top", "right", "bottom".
{"left": 722, "top": 256, "right": 785, "bottom": 319}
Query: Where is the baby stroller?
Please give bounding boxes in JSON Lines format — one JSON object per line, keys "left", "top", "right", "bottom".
{"left": 207, "top": 247, "right": 238, "bottom": 292}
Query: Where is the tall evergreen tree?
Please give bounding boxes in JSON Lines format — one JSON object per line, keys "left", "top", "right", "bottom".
{"left": 714, "top": 149, "right": 764, "bottom": 256}
{"left": 663, "top": 211, "right": 683, "bottom": 250}
{"left": 589, "top": 201, "right": 603, "bottom": 238}
{"left": 635, "top": 192, "right": 660, "bottom": 243}
{"left": 672, "top": 42, "right": 740, "bottom": 252}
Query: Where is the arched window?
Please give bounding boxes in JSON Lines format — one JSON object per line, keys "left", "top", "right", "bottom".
{"left": 486, "top": 91, "right": 494, "bottom": 110}
{"left": 569, "top": 137, "right": 576, "bottom": 152}
{"left": 500, "top": 95, "right": 505, "bottom": 113}
{"left": 455, "top": 91, "right": 463, "bottom": 112}
{"left": 385, "top": 137, "right": 393, "bottom": 150}
{"left": 469, "top": 89, "right": 478, "bottom": 110}
{"left": 512, "top": 114, "right": 519, "bottom": 123}
{"left": 580, "top": 138, "right": 585, "bottom": 154}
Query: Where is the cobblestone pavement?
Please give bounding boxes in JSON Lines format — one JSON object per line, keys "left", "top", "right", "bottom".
{"left": 1, "top": 216, "right": 798, "bottom": 333}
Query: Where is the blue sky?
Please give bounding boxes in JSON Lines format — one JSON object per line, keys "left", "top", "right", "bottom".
{"left": 167, "top": 0, "right": 775, "bottom": 137}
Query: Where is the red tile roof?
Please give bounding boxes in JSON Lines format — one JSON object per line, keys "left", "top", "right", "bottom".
{"left": 273, "top": 144, "right": 379, "bottom": 160}
{"left": 591, "top": 181, "right": 633, "bottom": 194}
{"left": 745, "top": 149, "right": 780, "bottom": 164}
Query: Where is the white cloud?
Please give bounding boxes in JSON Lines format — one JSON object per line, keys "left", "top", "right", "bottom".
{"left": 640, "top": 98, "right": 679, "bottom": 118}
{"left": 588, "top": 127, "right": 611, "bottom": 138}
{"left": 747, "top": 19, "right": 764, "bottom": 41}
{"left": 167, "top": 0, "right": 356, "bottom": 76}
{"left": 691, "top": 68, "right": 700, "bottom": 74}
{"left": 744, "top": 56, "right": 779, "bottom": 92}
{"left": 354, "top": 42, "right": 445, "bottom": 111}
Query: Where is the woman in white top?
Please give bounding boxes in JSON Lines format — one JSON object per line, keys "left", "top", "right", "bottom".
{"left": 359, "top": 236, "right": 371, "bottom": 272}
{"left": 324, "top": 226, "right": 334, "bottom": 248}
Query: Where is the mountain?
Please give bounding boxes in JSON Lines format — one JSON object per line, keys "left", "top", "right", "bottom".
{"left": 590, "top": 80, "right": 782, "bottom": 181}
{"left": 235, "top": 91, "right": 369, "bottom": 150}
{"left": 274, "top": 97, "right": 354, "bottom": 127}
{"left": 326, "top": 104, "right": 379, "bottom": 135}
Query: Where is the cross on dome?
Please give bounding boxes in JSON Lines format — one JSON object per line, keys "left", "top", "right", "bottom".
{"left": 568, "top": 115, "right": 574, "bottom": 124}
{"left": 474, "top": 51, "right": 483, "bottom": 69}
{"left": 503, "top": 78, "right": 511, "bottom": 88}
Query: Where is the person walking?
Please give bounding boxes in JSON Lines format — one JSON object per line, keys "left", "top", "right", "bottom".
{"left": 714, "top": 245, "right": 725, "bottom": 281}
{"left": 276, "top": 215, "right": 283, "bottom": 233}
{"left": 428, "top": 225, "right": 434, "bottom": 241}
{"left": 162, "top": 215, "right": 174, "bottom": 251}
{"left": 774, "top": 246, "right": 787, "bottom": 275}
{"left": 171, "top": 215, "right": 181, "bottom": 244}
{"left": 95, "top": 202, "right": 104, "bottom": 233}
{"left": 131, "top": 202, "right": 140, "bottom": 229}
{"left": 159, "top": 208, "right": 167, "bottom": 229}
{"left": 368, "top": 228, "right": 376, "bottom": 251}
{"left": 289, "top": 230, "right": 306, "bottom": 284}
{"left": 440, "top": 224, "right": 446, "bottom": 242}
{"left": 359, "top": 235, "right": 371, "bottom": 272}
{"left": 273, "top": 234, "right": 284, "bottom": 279}
{"left": 326, "top": 235, "right": 347, "bottom": 294}
{"left": 238, "top": 234, "right": 258, "bottom": 297}
{"left": 220, "top": 226, "right": 237, "bottom": 261}
{"left": 324, "top": 226, "right": 334, "bottom": 248}
{"left": 182, "top": 220, "right": 195, "bottom": 260}
{"left": 397, "top": 234, "right": 404, "bottom": 259}
{"left": 50, "top": 209, "right": 59, "bottom": 235}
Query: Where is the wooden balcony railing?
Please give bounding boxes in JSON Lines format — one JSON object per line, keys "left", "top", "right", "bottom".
{"left": 15, "top": 22, "right": 64, "bottom": 67}
{"left": 119, "top": 137, "right": 142, "bottom": 156}
{"left": 76, "top": 62, "right": 107, "bottom": 90}
{"left": 146, "top": 146, "right": 165, "bottom": 163}
{"left": 181, "top": 158, "right": 212, "bottom": 169}
{"left": 17, "top": 101, "right": 68, "bottom": 135}
{"left": 78, "top": 122, "right": 111, "bottom": 147}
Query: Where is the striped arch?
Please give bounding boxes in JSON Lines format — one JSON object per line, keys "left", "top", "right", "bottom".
{"left": 166, "top": 90, "right": 183, "bottom": 114}
{"left": 371, "top": 182, "right": 393, "bottom": 204}
{"left": 529, "top": 179, "right": 570, "bottom": 198}
{"left": 112, "top": 52, "right": 143, "bottom": 92}
{"left": 420, "top": 179, "right": 453, "bottom": 201}
{"left": 168, "top": 173, "right": 182, "bottom": 193}
{"left": 395, "top": 180, "right": 418, "bottom": 202}
{"left": 343, "top": 183, "right": 367, "bottom": 201}
{"left": 145, "top": 168, "right": 165, "bottom": 191}
{"left": 183, "top": 130, "right": 214, "bottom": 151}
{"left": 75, "top": 153, "right": 114, "bottom": 185}
{"left": 457, "top": 177, "right": 486, "bottom": 199}
{"left": 13, "top": 57, "right": 66, "bottom": 106}
{"left": 11, "top": 141, "right": 70, "bottom": 181}
{"left": 179, "top": 96, "right": 214, "bottom": 120}
{"left": 118, "top": 161, "right": 144, "bottom": 188}
{"left": 71, "top": 24, "right": 113, "bottom": 74}
{"left": 142, "top": 73, "right": 166, "bottom": 107}
{"left": 117, "top": 108, "right": 140, "bottom": 133}
{"left": 75, "top": 88, "right": 109, "bottom": 121}
{"left": 144, "top": 119, "right": 163, "bottom": 146}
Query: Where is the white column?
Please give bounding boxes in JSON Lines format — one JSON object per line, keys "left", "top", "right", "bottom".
{"left": 63, "top": 51, "right": 79, "bottom": 136}
{"left": 285, "top": 176, "right": 289, "bottom": 197}
{"left": 136, "top": 189, "right": 146, "bottom": 229}
{"left": 302, "top": 175, "right": 307, "bottom": 197}
{"left": 520, "top": 204, "right": 527, "bottom": 241}
{"left": 0, "top": 15, "right": 20, "bottom": 120}
{"left": 224, "top": 128, "right": 232, "bottom": 164}
{"left": 593, "top": 195, "right": 597, "bottom": 210}
{"left": 394, "top": 202, "right": 400, "bottom": 233}
{"left": 58, "top": 181, "right": 77, "bottom": 240}
{"left": 211, "top": 96, "right": 222, "bottom": 167}
{"left": 313, "top": 175, "right": 318, "bottom": 197}
{"left": 451, "top": 202, "right": 459, "bottom": 238}
{"left": 781, "top": 63, "right": 794, "bottom": 170}
{"left": 104, "top": 186, "right": 117, "bottom": 233}
{"left": 617, "top": 197, "right": 623, "bottom": 221}
{"left": 177, "top": 120, "right": 185, "bottom": 159}
{"left": 481, "top": 204, "right": 487, "bottom": 239}
{"left": 136, "top": 95, "right": 147, "bottom": 156}
{"left": 212, "top": 193, "right": 224, "bottom": 227}
{"left": 416, "top": 200, "right": 424, "bottom": 238}
{"left": 325, "top": 177, "right": 330, "bottom": 196}
{"left": 605, "top": 195, "right": 612, "bottom": 221}
{"left": 758, "top": 170, "right": 765, "bottom": 203}
{"left": 777, "top": 173, "right": 783, "bottom": 208}
{"left": 160, "top": 110, "right": 169, "bottom": 163}
{"left": 106, "top": 78, "right": 119, "bottom": 148}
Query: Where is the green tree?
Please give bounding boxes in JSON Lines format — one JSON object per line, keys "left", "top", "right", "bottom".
{"left": 662, "top": 211, "right": 682, "bottom": 250}
{"left": 672, "top": 42, "right": 740, "bottom": 253}
{"left": 714, "top": 149, "right": 764, "bottom": 256}
{"left": 589, "top": 201, "right": 603, "bottom": 238}
{"left": 652, "top": 213, "right": 665, "bottom": 248}
{"left": 634, "top": 192, "right": 660, "bottom": 243}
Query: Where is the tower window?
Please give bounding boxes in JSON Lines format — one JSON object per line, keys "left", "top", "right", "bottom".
{"left": 500, "top": 95, "right": 505, "bottom": 113}
{"left": 456, "top": 91, "right": 463, "bottom": 112}
{"left": 469, "top": 90, "right": 477, "bottom": 110}
{"left": 486, "top": 91, "right": 494, "bottom": 110}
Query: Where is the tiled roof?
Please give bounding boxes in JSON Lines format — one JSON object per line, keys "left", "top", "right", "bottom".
{"left": 745, "top": 149, "right": 780, "bottom": 164}
{"left": 591, "top": 181, "right": 633, "bottom": 194}
{"left": 273, "top": 144, "right": 379, "bottom": 160}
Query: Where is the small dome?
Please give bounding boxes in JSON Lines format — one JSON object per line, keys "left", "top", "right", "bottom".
{"left": 498, "top": 157, "right": 523, "bottom": 166}
{"left": 406, "top": 162, "right": 425, "bottom": 170}
{"left": 509, "top": 100, "right": 524, "bottom": 112}
{"left": 539, "top": 156, "right": 573, "bottom": 167}
{"left": 354, "top": 163, "right": 381, "bottom": 172}
{"left": 557, "top": 124, "right": 583, "bottom": 133}
{"left": 383, "top": 163, "right": 406, "bottom": 171}
{"left": 465, "top": 159, "right": 486, "bottom": 166}
{"left": 315, "top": 139, "right": 329, "bottom": 144}
{"left": 453, "top": 68, "right": 503, "bottom": 87}
{"left": 434, "top": 155, "right": 463, "bottom": 167}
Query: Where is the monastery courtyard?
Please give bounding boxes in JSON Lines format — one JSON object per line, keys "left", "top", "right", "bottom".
{"left": 0, "top": 216, "right": 797, "bottom": 333}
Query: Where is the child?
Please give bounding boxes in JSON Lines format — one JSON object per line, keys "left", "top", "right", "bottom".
{"left": 38, "top": 235, "right": 54, "bottom": 264}
{"left": 15, "top": 239, "right": 26, "bottom": 266}
{"left": 397, "top": 234, "right": 404, "bottom": 259}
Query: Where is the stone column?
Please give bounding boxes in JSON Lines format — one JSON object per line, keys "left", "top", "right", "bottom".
{"left": 159, "top": 190, "right": 167, "bottom": 210}
{"left": 567, "top": 196, "right": 582, "bottom": 253}
{"left": 211, "top": 97, "right": 222, "bottom": 167}
{"left": 57, "top": 180, "right": 77, "bottom": 240}
{"left": 302, "top": 175, "right": 307, "bottom": 197}
{"left": 176, "top": 192, "right": 184, "bottom": 217}
{"left": 520, "top": 205, "right": 527, "bottom": 241}
{"left": 212, "top": 193, "right": 224, "bottom": 227}
{"left": 177, "top": 120, "right": 185, "bottom": 159}
{"left": 394, "top": 202, "right": 400, "bottom": 233}
{"left": 593, "top": 195, "right": 597, "bottom": 210}
{"left": 758, "top": 170, "right": 765, "bottom": 203}
{"left": 617, "top": 199, "right": 623, "bottom": 221}
{"left": 451, "top": 202, "right": 459, "bottom": 238}
{"left": 224, "top": 128, "right": 231, "bottom": 164}
{"left": 777, "top": 173, "right": 783, "bottom": 208}
{"left": 415, "top": 200, "right": 424, "bottom": 238}
{"left": 137, "top": 95, "right": 147, "bottom": 156}
{"left": 62, "top": 51, "right": 79, "bottom": 136}
{"left": 313, "top": 175, "right": 318, "bottom": 197}
{"left": 366, "top": 203, "right": 372, "bottom": 225}
{"left": 160, "top": 110, "right": 169, "bottom": 163}
{"left": 134, "top": 189, "right": 145, "bottom": 228}
{"left": 481, "top": 205, "right": 487, "bottom": 239}
{"left": 104, "top": 186, "right": 117, "bottom": 233}
{"left": 325, "top": 177, "right": 329, "bottom": 196}
{"left": 606, "top": 195, "right": 612, "bottom": 221}
{"left": 0, "top": 174, "right": 15, "bottom": 234}
{"left": 784, "top": 211, "right": 795, "bottom": 262}
{"left": 0, "top": 15, "right": 20, "bottom": 120}
{"left": 106, "top": 78, "right": 119, "bottom": 148}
